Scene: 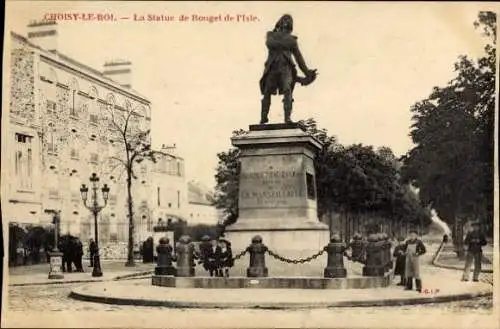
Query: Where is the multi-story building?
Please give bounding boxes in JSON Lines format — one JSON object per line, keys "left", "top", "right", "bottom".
{"left": 136, "top": 145, "right": 188, "bottom": 240}
{"left": 2, "top": 21, "right": 187, "bottom": 256}
{"left": 187, "top": 181, "right": 221, "bottom": 225}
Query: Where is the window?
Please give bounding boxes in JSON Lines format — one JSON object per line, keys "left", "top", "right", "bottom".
{"left": 89, "top": 114, "right": 99, "bottom": 124}
{"left": 177, "top": 161, "right": 182, "bottom": 176}
{"left": 70, "top": 90, "right": 77, "bottom": 117}
{"left": 99, "top": 217, "right": 110, "bottom": 243}
{"left": 80, "top": 220, "right": 91, "bottom": 240}
{"left": 48, "top": 189, "right": 59, "bottom": 199}
{"left": 177, "top": 190, "right": 181, "bottom": 208}
{"left": 90, "top": 153, "right": 99, "bottom": 164}
{"left": 157, "top": 187, "right": 160, "bottom": 206}
{"left": 70, "top": 148, "right": 79, "bottom": 159}
{"left": 14, "top": 133, "right": 33, "bottom": 189}
{"left": 109, "top": 233, "right": 118, "bottom": 242}
{"left": 46, "top": 123, "right": 57, "bottom": 155}
{"left": 46, "top": 100, "right": 56, "bottom": 113}
{"left": 71, "top": 191, "right": 80, "bottom": 202}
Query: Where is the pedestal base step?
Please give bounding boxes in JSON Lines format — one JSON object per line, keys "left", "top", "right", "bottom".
{"left": 152, "top": 272, "right": 392, "bottom": 289}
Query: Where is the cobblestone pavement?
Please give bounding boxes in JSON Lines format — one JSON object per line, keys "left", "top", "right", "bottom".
{"left": 8, "top": 280, "right": 493, "bottom": 313}
{"left": 5, "top": 283, "right": 495, "bottom": 329}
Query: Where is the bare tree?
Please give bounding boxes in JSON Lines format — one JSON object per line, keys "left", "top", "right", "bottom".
{"left": 106, "top": 104, "right": 156, "bottom": 267}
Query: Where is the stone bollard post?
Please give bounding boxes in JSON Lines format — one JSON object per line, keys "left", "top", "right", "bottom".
{"left": 246, "top": 235, "right": 268, "bottom": 277}
{"left": 155, "top": 237, "right": 176, "bottom": 276}
{"left": 362, "top": 233, "right": 385, "bottom": 276}
{"left": 324, "top": 232, "right": 347, "bottom": 278}
{"left": 175, "top": 235, "right": 195, "bottom": 277}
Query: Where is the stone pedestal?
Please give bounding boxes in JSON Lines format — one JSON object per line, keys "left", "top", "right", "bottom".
{"left": 363, "top": 238, "right": 385, "bottom": 277}
{"left": 225, "top": 123, "right": 330, "bottom": 263}
{"left": 323, "top": 236, "right": 347, "bottom": 278}
{"left": 48, "top": 251, "right": 64, "bottom": 280}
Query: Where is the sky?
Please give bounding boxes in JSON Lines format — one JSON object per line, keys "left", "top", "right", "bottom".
{"left": 4, "top": 1, "right": 495, "bottom": 189}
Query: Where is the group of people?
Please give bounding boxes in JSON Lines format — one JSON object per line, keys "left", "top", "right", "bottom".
{"left": 196, "top": 236, "right": 234, "bottom": 277}
{"left": 392, "top": 230, "right": 427, "bottom": 292}
{"left": 393, "top": 222, "right": 488, "bottom": 292}
{"left": 59, "top": 235, "right": 85, "bottom": 273}
{"left": 58, "top": 236, "right": 98, "bottom": 272}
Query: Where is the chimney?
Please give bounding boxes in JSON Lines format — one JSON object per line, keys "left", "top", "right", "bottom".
{"left": 103, "top": 60, "right": 132, "bottom": 88}
{"left": 27, "top": 20, "right": 58, "bottom": 53}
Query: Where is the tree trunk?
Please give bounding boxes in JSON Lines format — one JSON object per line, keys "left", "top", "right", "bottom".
{"left": 125, "top": 174, "right": 135, "bottom": 267}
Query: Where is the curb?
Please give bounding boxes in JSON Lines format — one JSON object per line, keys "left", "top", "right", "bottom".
{"left": 10, "top": 279, "right": 105, "bottom": 287}
{"left": 9, "top": 270, "right": 153, "bottom": 287}
{"left": 113, "top": 271, "right": 153, "bottom": 281}
{"left": 69, "top": 288, "right": 493, "bottom": 309}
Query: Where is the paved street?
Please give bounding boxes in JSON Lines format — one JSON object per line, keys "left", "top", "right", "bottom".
{"left": 4, "top": 281, "right": 495, "bottom": 329}
{"left": 4, "top": 242, "right": 496, "bottom": 328}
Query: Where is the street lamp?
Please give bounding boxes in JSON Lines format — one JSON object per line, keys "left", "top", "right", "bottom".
{"left": 80, "top": 173, "right": 110, "bottom": 277}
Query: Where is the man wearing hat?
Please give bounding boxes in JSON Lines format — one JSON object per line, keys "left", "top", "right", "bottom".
{"left": 462, "top": 221, "right": 487, "bottom": 282}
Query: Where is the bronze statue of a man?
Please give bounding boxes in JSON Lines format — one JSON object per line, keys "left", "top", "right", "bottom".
{"left": 259, "top": 14, "right": 317, "bottom": 124}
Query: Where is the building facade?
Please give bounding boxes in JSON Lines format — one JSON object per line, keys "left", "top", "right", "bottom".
{"left": 2, "top": 21, "right": 187, "bottom": 257}
{"left": 187, "top": 181, "right": 221, "bottom": 225}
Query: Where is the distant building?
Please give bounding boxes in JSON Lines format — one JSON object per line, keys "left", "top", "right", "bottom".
{"left": 2, "top": 21, "right": 186, "bottom": 257}
{"left": 139, "top": 145, "right": 188, "bottom": 239}
{"left": 187, "top": 181, "right": 221, "bottom": 225}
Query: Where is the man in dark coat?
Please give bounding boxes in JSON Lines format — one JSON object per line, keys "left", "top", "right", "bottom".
{"left": 88, "top": 239, "right": 97, "bottom": 267}
{"left": 73, "top": 238, "right": 84, "bottom": 272}
{"left": 403, "top": 231, "right": 426, "bottom": 292}
{"left": 393, "top": 236, "right": 406, "bottom": 286}
{"left": 60, "top": 235, "right": 74, "bottom": 273}
{"left": 142, "top": 237, "right": 154, "bottom": 263}
{"left": 259, "top": 14, "right": 317, "bottom": 124}
{"left": 462, "top": 222, "right": 488, "bottom": 282}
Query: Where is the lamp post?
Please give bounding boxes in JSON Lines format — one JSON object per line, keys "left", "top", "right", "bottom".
{"left": 80, "top": 173, "right": 110, "bottom": 277}
{"left": 47, "top": 210, "right": 64, "bottom": 279}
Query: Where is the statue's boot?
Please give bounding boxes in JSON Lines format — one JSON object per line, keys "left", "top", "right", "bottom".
{"left": 260, "top": 97, "right": 270, "bottom": 124}
{"left": 284, "top": 97, "right": 294, "bottom": 124}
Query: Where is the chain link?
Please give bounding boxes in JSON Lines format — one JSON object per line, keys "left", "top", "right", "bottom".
{"left": 266, "top": 248, "right": 326, "bottom": 264}
{"left": 231, "top": 249, "right": 248, "bottom": 262}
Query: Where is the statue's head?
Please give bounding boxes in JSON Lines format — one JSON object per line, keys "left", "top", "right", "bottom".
{"left": 274, "top": 14, "right": 293, "bottom": 33}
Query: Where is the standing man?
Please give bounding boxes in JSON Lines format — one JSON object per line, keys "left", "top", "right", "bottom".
{"left": 88, "top": 238, "right": 97, "bottom": 267}
{"left": 462, "top": 221, "right": 487, "bottom": 282}
{"left": 259, "top": 14, "right": 317, "bottom": 124}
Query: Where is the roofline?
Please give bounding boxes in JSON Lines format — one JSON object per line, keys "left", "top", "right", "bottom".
{"left": 10, "top": 31, "right": 151, "bottom": 105}
{"left": 153, "top": 150, "right": 184, "bottom": 160}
